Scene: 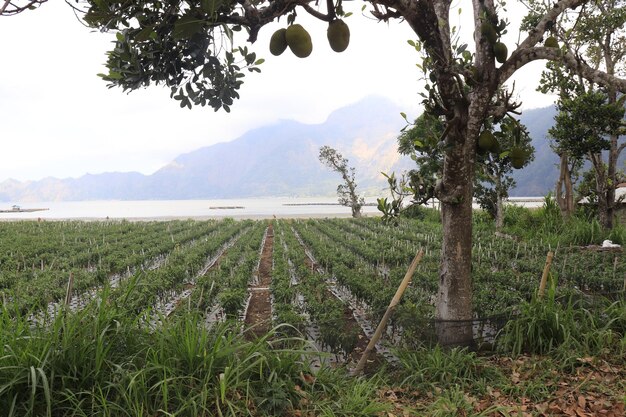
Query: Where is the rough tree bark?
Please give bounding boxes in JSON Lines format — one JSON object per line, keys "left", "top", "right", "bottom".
{"left": 495, "top": 174, "right": 505, "bottom": 232}
{"left": 555, "top": 153, "right": 575, "bottom": 218}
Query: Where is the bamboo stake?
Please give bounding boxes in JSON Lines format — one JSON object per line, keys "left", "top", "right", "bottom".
{"left": 352, "top": 249, "right": 424, "bottom": 376}
{"left": 538, "top": 251, "right": 554, "bottom": 298}
{"left": 64, "top": 272, "right": 74, "bottom": 306}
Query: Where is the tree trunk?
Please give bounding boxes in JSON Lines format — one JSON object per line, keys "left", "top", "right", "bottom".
{"left": 495, "top": 175, "right": 504, "bottom": 232}
{"left": 555, "top": 153, "right": 575, "bottom": 218}
{"left": 591, "top": 152, "right": 611, "bottom": 229}
{"left": 437, "top": 168, "right": 474, "bottom": 347}
{"left": 603, "top": 33, "right": 617, "bottom": 230}
{"left": 435, "top": 119, "right": 477, "bottom": 347}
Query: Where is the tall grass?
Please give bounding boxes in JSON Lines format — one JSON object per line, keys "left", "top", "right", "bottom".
{"left": 0, "top": 292, "right": 398, "bottom": 416}
{"left": 497, "top": 281, "right": 626, "bottom": 363}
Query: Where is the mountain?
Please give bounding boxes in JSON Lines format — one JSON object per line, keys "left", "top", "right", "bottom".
{"left": 511, "top": 106, "right": 559, "bottom": 196}
{"left": 0, "top": 96, "right": 413, "bottom": 202}
{"left": 1, "top": 96, "right": 617, "bottom": 202}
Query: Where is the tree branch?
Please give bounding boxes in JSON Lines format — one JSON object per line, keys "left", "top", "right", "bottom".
{"left": 1, "top": 0, "right": 47, "bottom": 15}
{"left": 301, "top": 3, "right": 333, "bottom": 21}
{"left": 498, "top": 48, "right": 626, "bottom": 92}
{"left": 617, "top": 141, "right": 626, "bottom": 157}
{"left": 516, "top": 0, "right": 585, "bottom": 52}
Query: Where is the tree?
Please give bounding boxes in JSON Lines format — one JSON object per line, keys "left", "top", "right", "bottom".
{"left": 536, "top": 0, "right": 626, "bottom": 228}
{"left": 394, "top": 113, "right": 534, "bottom": 232}
{"left": 73, "top": 0, "right": 626, "bottom": 346}
{"left": 549, "top": 91, "right": 625, "bottom": 227}
{"left": 475, "top": 118, "right": 535, "bottom": 231}
{"left": 389, "top": 112, "right": 445, "bottom": 212}
{"left": 318, "top": 146, "right": 364, "bottom": 218}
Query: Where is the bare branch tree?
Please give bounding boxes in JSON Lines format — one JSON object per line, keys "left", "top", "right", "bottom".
{"left": 319, "top": 146, "right": 364, "bottom": 218}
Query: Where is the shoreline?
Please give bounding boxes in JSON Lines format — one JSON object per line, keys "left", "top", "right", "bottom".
{"left": 0, "top": 212, "right": 378, "bottom": 222}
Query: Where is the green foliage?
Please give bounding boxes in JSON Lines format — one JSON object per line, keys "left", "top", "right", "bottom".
{"left": 82, "top": 1, "right": 262, "bottom": 111}
{"left": 549, "top": 91, "right": 624, "bottom": 159}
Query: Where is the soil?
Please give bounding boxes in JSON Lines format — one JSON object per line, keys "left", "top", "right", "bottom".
{"left": 244, "top": 224, "right": 274, "bottom": 339}
{"left": 332, "top": 289, "right": 384, "bottom": 374}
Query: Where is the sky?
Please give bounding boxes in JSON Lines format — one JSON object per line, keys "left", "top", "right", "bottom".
{"left": 0, "top": 1, "right": 556, "bottom": 182}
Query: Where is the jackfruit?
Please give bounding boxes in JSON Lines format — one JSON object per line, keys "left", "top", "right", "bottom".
{"left": 478, "top": 131, "right": 497, "bottom": 151}
{"left": 327, "top": 19, "right": 350, "bottom": 52}
{"left": 544, "top": 36, "right": 559, "bottom": 48}
{"left": 509, "top": 147, "right": 526, "bottom": 169}
{"left": 480, "top": 21, "right": 498, "bottom": 44}
{"left": 269, "top": 28, "right": 288, "bottom": 56}
{"left": 493, "top": 42, "right": 508, "bottom": 63}
{"left": 286, "top": 24, "right": 312, "bottom": 58}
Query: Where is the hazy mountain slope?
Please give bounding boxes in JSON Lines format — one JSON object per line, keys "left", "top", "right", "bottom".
{"left": 0, "top": 97, "right": 411, "bottom": 202}
{"left": 3, "top": 96, "right": 616, "bottom": 202}
{"left": 511, "top": 106, "right": 559, "bottom": 196}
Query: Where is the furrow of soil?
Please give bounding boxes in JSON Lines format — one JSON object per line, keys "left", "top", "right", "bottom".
{"left": 292, "top": 228, "right": 384, "bottom": 372}
{"left": 244, "top": 224, "right": 274, "bottom": 339}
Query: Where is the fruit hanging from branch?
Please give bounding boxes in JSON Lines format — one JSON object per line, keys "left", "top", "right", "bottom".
{"left": 493, "top": 42, "right": 508, "bottom": 63}
{"left": 478, "top": 131, "right": 498, "bottom": 152}
{"left": 544, "top": 36, "right": 559, "bottom": 48}
{"left": 327, "top": 19, "right": 350, "bottom": 52}
{"left": 269, "top": 28, "right": 288, "bottom": 56}
{"left": 509, "top": 147, "right": 527, "bottom": 169}
{"left": 286, "top": 24, "right": 313, "bottom": 58}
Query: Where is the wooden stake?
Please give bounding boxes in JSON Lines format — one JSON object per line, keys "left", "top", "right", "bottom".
{"left": 352, "top": 249, "right": 424, "bottom": 376}
{"left": 64, "top": 272, "right": 74, "bottom": 306}
{"left": 538, "top": 251, "right": 554, "bottom": 298}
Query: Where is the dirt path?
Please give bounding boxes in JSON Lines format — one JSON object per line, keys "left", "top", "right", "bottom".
{"left": 244, "top": 224, "right": 274, "bottom": 339}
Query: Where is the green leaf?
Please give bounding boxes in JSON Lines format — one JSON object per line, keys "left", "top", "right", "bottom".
{"left": 135, "top": 26, "right": 155, "bottom": 42}
{"left": 254, "top": 58, "right": 265, "bottom": 65}
{"left": 115, "top": 32, "right": 125, "bottom": 42}
{"left": 173, "top": 14, "right": 205, "bottom": 40}
{"left": 414, "top": 140, "right": 424, "bottom": 148}
{"left": 201, "top": 0, "right": 223, "bottom": 15}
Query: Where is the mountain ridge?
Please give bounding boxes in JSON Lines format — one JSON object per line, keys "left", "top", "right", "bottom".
{"left": 0, "top": 96, "right": 592, "bottom": 202}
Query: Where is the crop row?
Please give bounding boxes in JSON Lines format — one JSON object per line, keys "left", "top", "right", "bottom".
{"left": 1, "top": 219, "right": 241, "bottom": 314}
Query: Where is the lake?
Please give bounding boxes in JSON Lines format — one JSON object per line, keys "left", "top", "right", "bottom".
{"left": 0, "top": 197, "right": 544, "bottom": 221}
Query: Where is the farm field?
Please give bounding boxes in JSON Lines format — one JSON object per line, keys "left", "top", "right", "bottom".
{"left": 0, "top": 212, "right": 624, "bottom": 416}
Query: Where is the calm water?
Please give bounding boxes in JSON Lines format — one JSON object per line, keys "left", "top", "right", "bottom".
{"left": 0, "top": 197, "right": 544, "bottom": 221}
{"left": 0, "top": 197, "right": 383, "bottom": 220}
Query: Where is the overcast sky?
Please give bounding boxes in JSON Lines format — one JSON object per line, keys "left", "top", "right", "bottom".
{"left": 0, "top": 1, "right": 555, "bottom": 182}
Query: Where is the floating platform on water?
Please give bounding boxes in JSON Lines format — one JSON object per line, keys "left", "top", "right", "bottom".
{"left": 208, "top": 206, "right": 245, "bottom": 210}
{"left": 0, "top": 207, "right": 49, "bottom": 213}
